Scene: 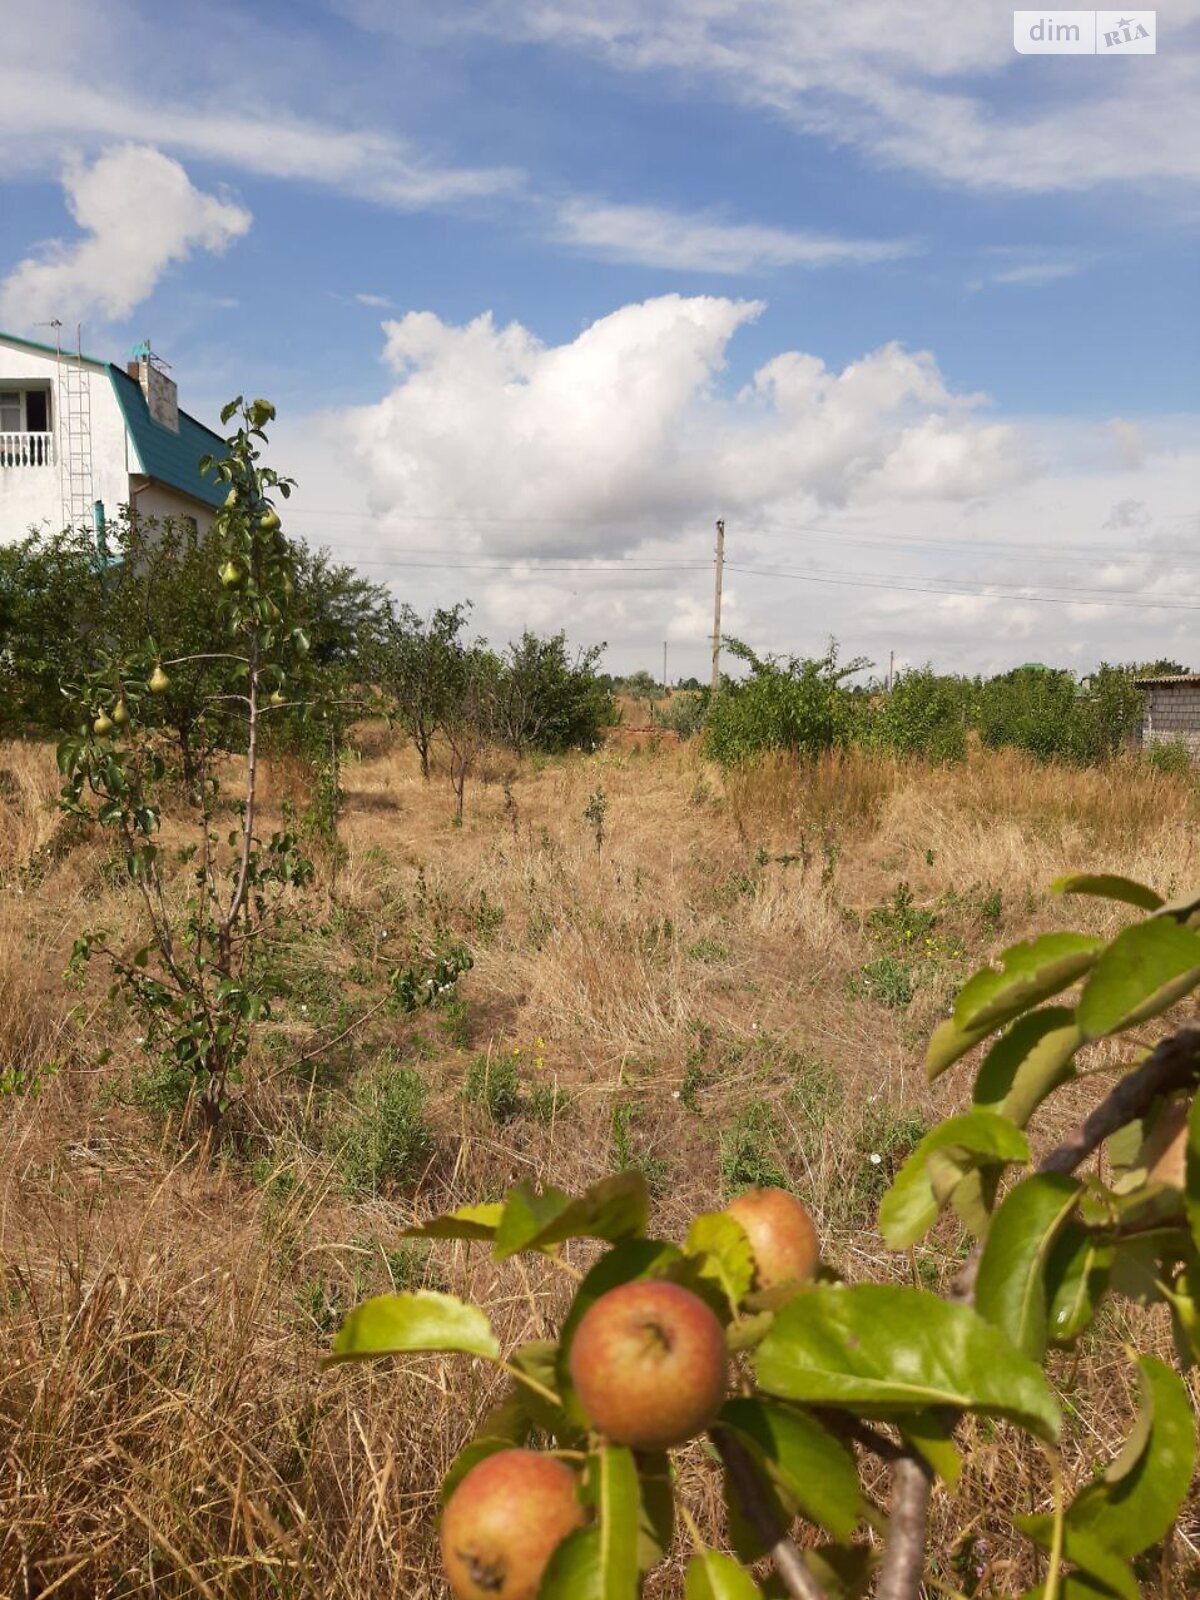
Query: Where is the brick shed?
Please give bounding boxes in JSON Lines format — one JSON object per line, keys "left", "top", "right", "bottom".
{"left": 1135, "top": 674, "right": 1200, "bottom": 761}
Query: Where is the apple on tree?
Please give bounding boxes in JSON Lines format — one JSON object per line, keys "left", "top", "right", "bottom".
{"left": 440, "top": 1448, "right": 585, "bottom": 1600}
{"left": 724, "top": 1185, "right": 820, "bottom": 1290}
{"left": 567, "top": 1278, "right": 727, "bottom": 1451}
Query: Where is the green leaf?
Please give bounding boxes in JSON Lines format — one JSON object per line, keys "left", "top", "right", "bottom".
{"left": 584, "top": 1445, "right": 640, "bottom": 1600}
{"left": 402, "top": 1201, "right": 503, "bottom": 1242}
{"left": 1065, "top": 1355, "right": 1196, "bottom": 1557}
{"left": 684, "top": 1213, "right": 756, "bottom": 1311}
{"left": 975, "top": 1174, "right": 1082, "bottom": 1359}
{"left": 508, "top": 1340, "right": 576, "bottom": 1439}
{"left": 492, "top": 1183, "right": 573, "bottom": 1257}
{"left": 972, "top": 1008, "right": 1083, "bottom": 1127}
{"left": 326, "top": 1291, "right": 499, "bottom": 1364}
{"left": 493, "top": 1172, "right": 649, "bottom": 1260}
{"left": 684, "top": 1550, "right": 764, "bottom": 1600}
{"left": 803, "top": 1543, "right": 876, "bottom": 1599}
{"left": 1187, "top": 1093, "right": 1200, "bottom": 1251}
{"left": 926, "top": 1014, "right": 994, "bottom": 1080}
{"left": 879, "top": 1112, "right": 1029, "bottom": 1248}
{"left": 718, "top": 1397, "right": 862, "bottom": 1540}
{"left": 1016, "top": 1519, "right": 1138, "bottom": 1600}
{"left": 1051, "top": 873, "right": 1164, "bottom": 913}
{"left": 539, "top": 1526, "right": 603, "bottom": 1600}
{"left": 1044, "top": 1224, "right": 1114, "bottom": 1346}
{"left": 1021, "top": 1577, "right": 1121, "bottom": 1599}
{"left": 754, "top": 1284, "right": 1060, "bottom": 1443}
{"left": 1076, "top": 918, "right": 1200, "bottom": 1040}
{"left": 633, "top": 1452, "right": 674, "bottom": 1572}
{"left": 953, "top": 933, "right": 1104, "bottom": 1034}
{"left": 896, "top": 1409, "right": 961, "bottom": 1487}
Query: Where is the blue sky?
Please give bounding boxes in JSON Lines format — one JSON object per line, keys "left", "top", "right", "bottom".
{"left": 2, "top": 0, "right": 1199, "bottom": 677}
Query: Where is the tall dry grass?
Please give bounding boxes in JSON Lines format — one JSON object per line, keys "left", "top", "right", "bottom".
{"left": 2, "top": 734, "right": 1198, "bottom": 1595}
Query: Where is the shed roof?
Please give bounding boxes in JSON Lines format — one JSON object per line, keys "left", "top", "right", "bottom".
{"left": 106, "top": 365, "right": 226, "bottom": 509}
{"left": 1134, "top": 674, "right": 1200, "bottom": 687}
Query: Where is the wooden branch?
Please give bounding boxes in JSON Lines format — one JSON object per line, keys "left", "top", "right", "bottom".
{"left": 875, "top": 1454, "right": 934, "bottom": 1600}
{"left": 223, "top": 649, "right": 260, "bottom": 933}
{"left": 898, "top": 1026, "right": 1200, "bottom": 1593}
{"left": 709, "top": 1426, "right": 828, "bottom": 1600}
{"left": 952, "top": 1025, "right": 1200, "bottom": 1305}
{"left": 1039, "top": 1027, "right": 1200, "bottom": 1176}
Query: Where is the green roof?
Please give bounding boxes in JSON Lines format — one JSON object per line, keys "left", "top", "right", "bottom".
{"left": 0, "top": 328, "right": 106, "bottom": 368}
{"left": 107, "top": 365, "right": 226, "bottom": 509}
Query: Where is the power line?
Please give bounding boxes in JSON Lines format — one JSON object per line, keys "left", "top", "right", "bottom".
{"left": 724, "top": 563, "right": 1200, "bottom": 612}
{"left": 308, "top": 543, "right": 1200, "bottom": 609}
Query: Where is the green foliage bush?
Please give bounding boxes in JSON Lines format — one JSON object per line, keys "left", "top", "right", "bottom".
{"left": 704, "top": 640, "right": 863, "bottom": 766}
{"left": 1145, "top": 738, "right": 1194, "bottom": 777}
{"left": 464, "top": 1051, "right": 523, "bottom": 1123}
{"left": 334, "top": 1062, "right": 434, "bottom": 1195}
{"left": 651, "top": 691, "right": 708, "bottom": 739}
{"left": 867, "top": 666, "right": 966, "bottom": 763}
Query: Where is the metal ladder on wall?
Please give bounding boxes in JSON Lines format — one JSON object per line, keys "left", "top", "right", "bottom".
{"left": 56, "top": 325, "right": 95, "bottom": 531}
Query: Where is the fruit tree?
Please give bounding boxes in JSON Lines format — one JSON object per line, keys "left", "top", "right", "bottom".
{"left": 328, "top": 873, "right": 1200, "bottom": 1598}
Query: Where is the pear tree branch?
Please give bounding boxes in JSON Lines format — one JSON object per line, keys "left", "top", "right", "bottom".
{"left": 709, "top": 1425, "right": 829, "bottom": 1600}
{"left": 883, "top": 1025, "right": 1200, "bottom": 1600}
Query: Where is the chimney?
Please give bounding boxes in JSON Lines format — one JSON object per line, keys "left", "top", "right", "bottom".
{"left": 135, "top": 345, "right": 180, "bottom": 433}
{"left": 126, "top": 359, "right": 140, "bottom": 380}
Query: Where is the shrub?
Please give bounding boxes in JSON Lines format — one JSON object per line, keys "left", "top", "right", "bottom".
{"left": 651, "top": 692, "right": 708, "bottom": 739}
{"left": 718, "top": 1100, "right": 787, "bottom": 1194}
{"left": 704, "top": 639, "right": 865, "bottom": 766}
{"left": 1145, "top": 738, "right": 1194, "bottom": 777}
{"left": 334, "top": 1064, "right": 434, "bottom": 1195}
{"left": 870, "top": 667, "right": 966, "bottom": 763}
{"left": 464, "top": 1051, "right": 522, "bottom": 1124}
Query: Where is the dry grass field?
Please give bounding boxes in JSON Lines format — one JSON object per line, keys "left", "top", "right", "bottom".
{"left": 2, "top": 729, "right": 1198, "bottom": 1598}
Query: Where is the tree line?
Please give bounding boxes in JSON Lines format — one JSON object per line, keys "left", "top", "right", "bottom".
{"left": 0, "top": 517, "right": 616, "bottom": 820}
{"left": 698, "top": 643, "right": 1187, "bottom": 769}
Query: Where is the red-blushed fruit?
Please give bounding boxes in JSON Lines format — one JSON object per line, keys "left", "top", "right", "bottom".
{"left": 725, "top": 1187, "right": 819, "bottom": 1289}
{"left": 440, "top": 1449, "right": 585, "bottom": 1600}
{"left": 568, "top": 1279, "right": 727, "bottom": 1450}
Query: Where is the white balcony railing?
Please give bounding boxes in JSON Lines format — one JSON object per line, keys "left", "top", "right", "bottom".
{"left": 1, "top": 431, "right": 55, "bottom": 467}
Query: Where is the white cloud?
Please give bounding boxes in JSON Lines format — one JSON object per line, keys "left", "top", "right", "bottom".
{"left": 0, "top": 144, "right": 250, "bottom": 328}
{"left": 270, "top": 294, "right": 1200, "bottom": 679}
{"left": 554, "top": 198, "right": 918, "bottom": 273}
{"left": 339, "top": 295, "right": 1025, "bottom": 555}
{"left": 355, "top": 292, "right": 394, "bottom": 308}
{"left": 1106, "top": 421, "right": 1148, "bottom": 471}
{"left": 0, "top": 56, "right": 520, "bottom": 210}
{"left": 988, "top": 261, "right": 1081, "bottom": 288}
{"left": 403, "top": 0, "right": 1200, "bottom": 195}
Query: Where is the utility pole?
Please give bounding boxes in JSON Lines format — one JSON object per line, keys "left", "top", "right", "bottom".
{"left": 888, "top": 649, "right": 895, "bottom": 693}
{"left": 711, "top": 518, "right": 725, "bottom": 695}
{"left": 663, "top": 641, "right": 668, "bottom": 696}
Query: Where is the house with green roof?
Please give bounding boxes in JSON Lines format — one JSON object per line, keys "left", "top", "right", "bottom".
{"left": 0, "top": 329, "right": 225, "bottom": 540}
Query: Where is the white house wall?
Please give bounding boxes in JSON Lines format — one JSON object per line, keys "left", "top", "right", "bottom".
{"left": 132, "top": 481, "right": 216, "bottom": 532}
{"left": 0, "top": 343, "right": 134, "bottom": 540}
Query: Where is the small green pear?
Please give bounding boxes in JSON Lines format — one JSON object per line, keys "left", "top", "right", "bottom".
{"left": 93, "top": 712, "right": 114, "bottom": 737}
{"left": 224, "top": 486, "right": 239, "bottom": 508}
{"left": 111, "top": 698, "right": 130, "bottom": 727}
{"left": 269, "top": 689, "right": 287, "bottom": 707}
{"left": 148, "top": 663, "right": 171, "bottom": 694}
{"left": 260, "top": 508, "right": 281, "bottom": 534}
{"left": 220, "top": 560, "right": 243, "bottom": 589}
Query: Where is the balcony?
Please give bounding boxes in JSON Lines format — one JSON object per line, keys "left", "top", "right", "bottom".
{"left": 0, "top": 431, "right": 55, "bottom": 468}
